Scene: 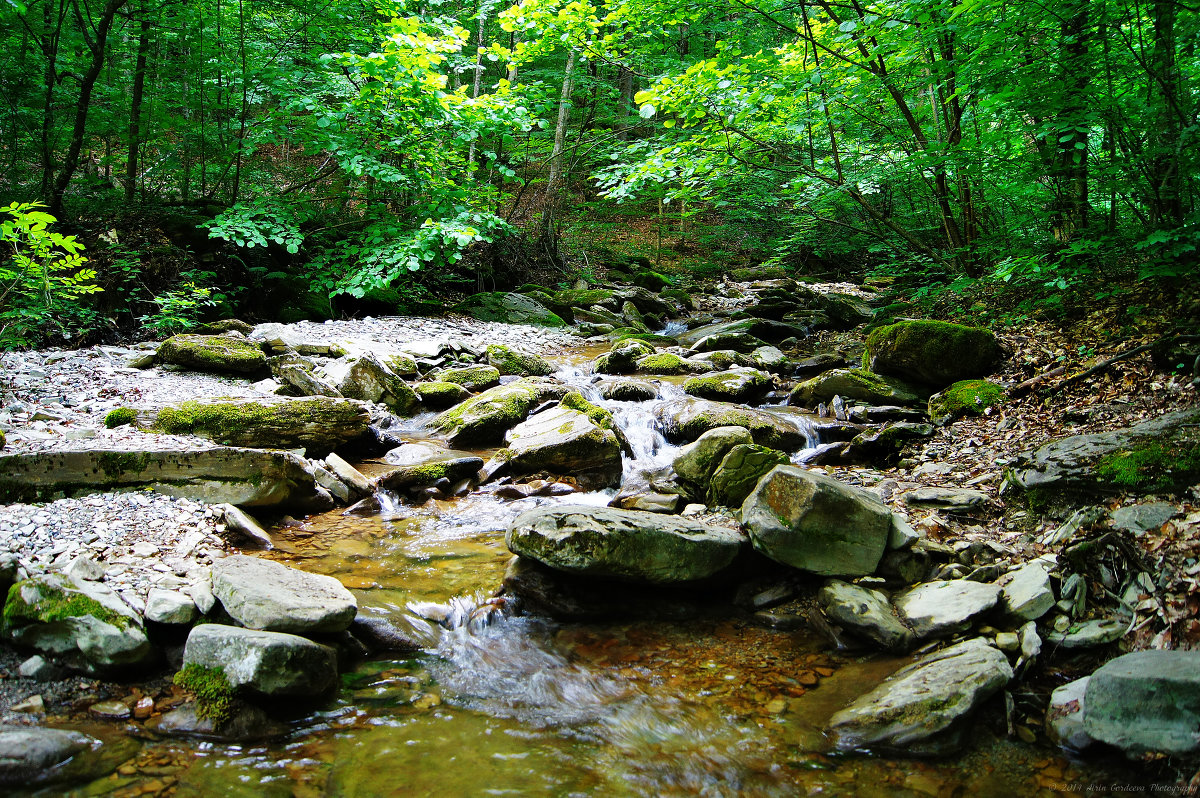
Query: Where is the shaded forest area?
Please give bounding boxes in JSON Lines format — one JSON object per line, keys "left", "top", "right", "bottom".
{"left": 1, "top": 0, "right": 1197, "bottom": 348}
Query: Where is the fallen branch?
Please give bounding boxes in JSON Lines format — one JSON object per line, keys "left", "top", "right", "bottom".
{"left": 1009, "top": 366, "right": 1066, "bottom": 397}
{"left": 1039, "top": 334, "right": 1200, "bottom": 395}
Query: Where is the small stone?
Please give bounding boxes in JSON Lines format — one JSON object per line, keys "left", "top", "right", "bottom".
{"left": 12, "top": 695, "right": 45, "bottom": 714}
{"left": 61, "top": 554, "right": 106, "bottom": 582}
{"left": 1110, "top": 502, "right": 1177, "bottom": 535}
{"left": 89, "top": 699, "right": 131, "bottom": 720}
{"left": 681, "top": 504, "right": 706, "bottom": 517}
{"left": 144, "top": 588, "right": 198, "bottom": 624}
{"left": 18, "top": 655, "right": 59, "bottom": 681}
{"left": 133, "top": 695, "right": 155, "bottom": 719}
{"left": 131, "top": 542, "right": 158, "bottom": 557}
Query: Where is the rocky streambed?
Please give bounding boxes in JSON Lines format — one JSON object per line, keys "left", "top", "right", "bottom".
{"left": 1, "top": 277, "right": 1198, "bottom": 795}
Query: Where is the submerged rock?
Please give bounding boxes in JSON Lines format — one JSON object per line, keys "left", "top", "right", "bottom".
{"left": 183, "top": 624, "right": 337, "bottom": 697}
{"left": 506, "top": 504, "right": 745, "bottom": 584}
{"left": 211, "top": 554, "right": 357, "bottom": 634}
{"left": 740, "top": 465, "right": 892, "bottom": 577}
{"left": 1084, "top": 650, "right": 1200, "bottom": 756}
{"left": 0, "top": 725, "right": 99, "bottom": 788}
{"left": 828, "top": 637, "right": 1013, "bottom": 752}
{"left": 864, "top": 320, "right": 1002, "bottom": 388}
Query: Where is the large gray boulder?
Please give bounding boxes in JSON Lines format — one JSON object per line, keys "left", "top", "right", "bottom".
{"left": 864, "top": 320, "right": 1002, "bottom": 388}
{"left": 683, "top": 367, "right": 772, "bottom": 403}
{"left": 156, "top": 333, "right": 267, "bottom": 374}
{"left": 0, "top": 446, "right": 332, "bottom": 511}
{"left": 673, "top": 426, "right": 754, "bottom": 496}
{"left": 506, "top": 505, "right": 745, "bottom": 584}
{"left": 135, "top": 397, "right": 371, "bottom": 453}
{"left": 183, "top": 624, "right": 337, "bottom": 697}
{"left": 1, "top": 574, "right": 152, "bottom": 671}
{"left": 211, "top": 555, "right": 357, "bottom": 634}
{"left": 828, "top": 637, "right": 1013, "bottom": 752}
{"left": 894, "top": 580, "right": 1002, "bottom": 640}
{"left": 502, "top": 406, "right": 622, "bottom": 488}
{"left": 656, "top": 399, "right": 811, "bottom": 450}
{"left": 707, "top": 444, "right": 790, "bottom": 507}
{"left": 433, "top": 364, "right": 502, "bottom": 392}
{"left": 432, "top": 382, "right": 541, "bottom": 446}
{"left": 320, "top": 354, "right": 420, "bottom": 416}
{"left": 1009, "top": 408, "right": 1200, "bottom": 503}
{"left": 818, "top": 580, "right": 914, "bottom": 652}
{"left": 1084, "top": 650, "right": 1200, "bottom": 755}
{"left": 740, "top": 466, "right": 891, "bottom": 577}
{"left": 0, "top": 725, "right": 99, "bottom": 787}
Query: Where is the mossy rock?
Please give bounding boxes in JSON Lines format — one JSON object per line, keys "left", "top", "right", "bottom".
{"left": 660, "top": 288, "right": 696, "bottom": 311}
{"left": 595, "top": 378, "right": 659, "bottom": 402}
{"left": 486, "top": 344, "right": 554, "bottom": 377}
{"left": 612, "top": 332, "right": 678, "bottom": 347}
{"left": 377, "top": 455, "right": 485, "bottom": 490}
{"left": 683, "top": 368, "right": 772, "bottom": 403}
{"left": 555, "top": 288, "right": 619, "bottom": 310}
{"left": 104, "top": 407, "right": 138, "bottom": 429}
{"left": 593, "top": 339, "right": 655, "bottom": 375}
{"left": 174, "top": 663, "right": 236, "bottom": 725}
{"left": 928, "top": 380, "right": 1005, "bottom": 424}
{"left": 656, "top": 399, "right": 810, "bottom": 450}
{"left": 414, "top": 381, "right": 472, "bottom": 409}
{"left": 864, "top": 320, "right": 1002, "bottom": 388}
{"left": 632, "top": 270, "right": 672, "bottom": 291}
{"left": 434, "top": 364, "right": 502, "bottom": 392}
{"left": 431, "top": 383, "right": 542, "bottom": 446}
{"left": 157, "top": 334, "right": 267, "bottom": 375}
{"left": 0, "top": 429, "right": 5, "bottom": 450}
{"left": 789, "top": 368, "right": 923, "bottom": 407}
{"left": 635, "top": 352, "right": 700, "bottom": 375}
{"left": 731, "top": 266, "right": 787, "bottom": 281}
{"left": 145, "top": 397, "right": 370, "bottom": 453}
{"left": 452, "top": 293, "right": 566, "bottom": 327}
{"left": 707, "top": 443, "right": 791, "bottom": 507}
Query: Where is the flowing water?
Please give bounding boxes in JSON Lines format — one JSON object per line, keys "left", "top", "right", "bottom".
{"left": 47, "top": 341, "right": 1152, "bottom": 797}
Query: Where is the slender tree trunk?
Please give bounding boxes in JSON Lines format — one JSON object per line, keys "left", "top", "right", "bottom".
{"left": 49, "top": 0, "right": 129, "bottom": 216}
{"left": 540, "top": 48, "right": 576, "bottom": 256}
{"left": 125, "top": 8, "right": 152, "bottom": 202}
{"left": 1147, "top": 0, "right": 1182, "bottom": 227}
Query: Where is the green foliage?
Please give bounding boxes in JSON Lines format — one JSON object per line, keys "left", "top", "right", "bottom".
{"left": 174, "top": 664, "right": 235, "bottom": 725}
{"left": 139, "top": 279, "right": 218, "bottom": 336}
{"left": 0, "top": 202, "right": 101, "bottom": 348}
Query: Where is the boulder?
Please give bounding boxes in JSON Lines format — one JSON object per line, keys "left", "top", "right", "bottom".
{"left": 864, "top": 320, "right": 1002, "bottom": 388}
{"left": 707, "top": 444, "right": 790, "bottom": 507}
{"left": 656, "top": 399, "right": 811, "bottom": 450}
{"left": 1084, "top": 650, "right": 1200, "bottom": 755}
{"left": 927, "top": 380, "right": 1005, "bottom": 424}
{"left": 1044, "top": 618, "right": 1125, "bottom": 648}
{"left": 1009, "top": 408, "right": 1200, "bottom": 503}
{"left": 673, "top": 426, "right": 754, "bottom": 497}
{"left": 840, "top": 422, "right": 934, "bottom": 463}
{"left": 453, "top": 292, "right": 567, "bottom": 327}
{"left": 431, "top": 382, "right": 541, "bottom": 446}
{"left": 377, "top": 454, "right": 483, "bottom": 491}
{"left": 634, "top": 352, "right": 704, "bottom": 375}
{"left": 0, "top": 446, "right": 332, "bottom": 510}
{"left": 828, "top": 638, "right": 1012, "bottom": 752}
{"left": 894, "top": 580, "right": 1002, "bottom": 639}
{"left": 2, "top": 574, "right": 152, "bottom": 671}
{"left": 593, "top": 339, "right": 655, "bottom": 375}
{"left": 502, "top": 406, "right": 622, "bottom": 488}
{"left": 320, "top": 354, "right": 420, "bottom": 416}
{"left": 788, "top": 368, "right": 922, "bottom": 407}
{"left": 157, "top": 334, "right": 267, "bottom": 374}
{"left": 217, "top": 503, "right": 274, "bottom": 549}
{"left": 183, "top": 624, "right": 337, "bottom": 697}
{"left": 740, "top": 465, "right": 892, "bottom": 577}
{"left": 901, "top": 487, "right": 990, "bottom": 512}
{"left": 595, "top": 378, "right": 659, "bottom": 402}
{"left": 683, "top": 368, "right": 772, "bottom": 403}
{"left": 137, "top": 396, "right": 371, "bottom": 453}
{"left": 433, "top": 364, "right": 501, "bottom": 393}
{"left": 996, "top": 561, "right": 1055, "bottom": 622}
{"left": 749, "top": 345, "right": 789, "bottom": 373}
{"left": 0, "top": 725, "right": 99, "bottom": 787}
{"left": 144, "top": 589, "right": 197, "bottom": 624}
{"left": 323, "top": 452, "right": 372, "bottom": 496}
{"left": 818, "top": 580, "right": 914, "bottom": 652}
{"left": 506, "top": 505, "right": 745, "bottom": 584}
{"left": 276, "top": 364, "right": 343, "bottom": 398}
{"left": 413, "top": 381, "right": 472, "bottom": 409}
{"left": 1110, "top": 502, "right": 1177, "bottom": 534}
{"left": 486, "top": 344, "right": 554, "bottom": 377}
{"left": 211, "top": 554, "right": 357, "bottom": 634}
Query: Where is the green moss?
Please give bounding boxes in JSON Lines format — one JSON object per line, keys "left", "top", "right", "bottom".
{"left": 3, "top": 580, "right": 130, "bottom": 630}
{"left": 103, "top": 407, "right": 139, "bottom": 429}
{"left": 555, "top": 288, "right": 617, "bottom": 308}
{"left": 158, "top": 335, "right": 266, "bottom": 374}
{"left": 0, "top": 429, "right": 5, "bottom": 450}
{"left": 486, "top": 344, "right": 553, "bottom": 377}
{"left": 174, "top": 663, "right": 235, "bottom": 725}
{"left": 661, "top": 288, "right": 694, "bottom": 310}
{"left": 415, "top": 381, "right": 468, "bottom": 399}
{"left": 928, "top": 380, "right": 1005, "bottom": 423}
{"left": 636, "top": 353, "right": 693, "bottom": 375}
{"left": 431, "top": 383, "right": 540, "bottom": 443}
{"left": 559, "top": 391, "right": 616, "bottom": 430}
{"left": 863, "top": 320, "right": 1000, "bottom": 385}
{"left": 435, "top": 364, "right": 501, "bottom": 390}
{"left": 152, "top": 399, "right": 330, "bottom": 439}
{"left": 1095, "top": 439, "right": 1200, "bottom": 491}
{"left": 96, "top": 451, "right": 151, "bottom": 478}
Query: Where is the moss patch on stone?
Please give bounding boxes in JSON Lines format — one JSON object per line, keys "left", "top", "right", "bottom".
{"left": 486, "top": 344, "right": 553, "bottom": 377}
{"left": 559, "top": 391, "right": 616, "bottom": 430}
{"left": 157, "top": 334, "right": 267, "bottom": 374}
{"left": 3, "top": 580, "right": 131, "bottom": 630}
{"left": 1095, "top": 439, "right": 1200, "bottom": 491}
{"left": 104, "top": 407, "right": 139, "bottom": 429}
{"left": 612, "top": 332, "right": 678, "bottom": 347}
{"left": 435, "top": 364, "right": 501, "bottom": 391}
{"left": 864, "top": 320, "right": 1000, "bottom": 387}
{"left": 636, "top": 353, "right": 694, "bottom": 375}
{"left": 928, "top": 380, "right": 1005, "bottom": 423}
{"left": 174, "top": 663, "right": 235, "bottom": 725}
{"left": 555, "top": 288, "right": 617, "bottom": 309}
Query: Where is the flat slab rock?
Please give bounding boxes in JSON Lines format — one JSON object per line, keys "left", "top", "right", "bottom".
{"left": 506, "top": 504, "right": 745, "bottom": 584}
{"left": 211, "top": 554, "right": 357, "bottom": 634}
{"left": 183, "top": 624, "right": 337, "bottom": 697}
{"left": 895, "top": 580, "right": 1002, "bottom": 640}
{"left": 828, "top": 637, "right": 1013, "bottom": 752}
{"left": 0, "top": 725, "right": 99, "bottom": 787}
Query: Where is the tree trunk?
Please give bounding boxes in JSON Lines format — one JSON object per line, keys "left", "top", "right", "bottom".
{"left": 124, "top": 8, "right": 152, "bottom": 202}
{"left": 1147, "top": 0, "right": 1183, "bottom": 227}
{"left": 539, "top": 47, "right": 576, "bottom": 255}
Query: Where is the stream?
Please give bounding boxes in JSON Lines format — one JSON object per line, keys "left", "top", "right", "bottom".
{"left": 40, "top": 339, "right": 1151, "bottom": 797}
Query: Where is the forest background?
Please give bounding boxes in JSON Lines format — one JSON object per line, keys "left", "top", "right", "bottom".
{"left": 0, "top": 0, "right": 1196, "bottom": 348}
